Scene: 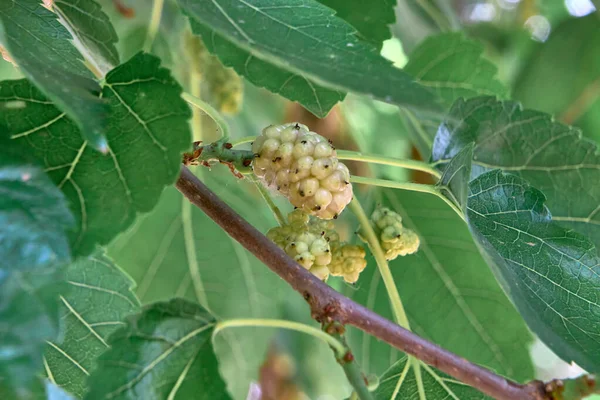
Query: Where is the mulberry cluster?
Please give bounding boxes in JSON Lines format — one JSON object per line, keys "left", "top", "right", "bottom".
{"left": 267, "top": 210, "right": 367, "bottom": 283}
{"left": 252, "top": 123, "right": 353, "bottom": 220}
{"left": 369, "top": 206, "right": 420, "bottom": 261}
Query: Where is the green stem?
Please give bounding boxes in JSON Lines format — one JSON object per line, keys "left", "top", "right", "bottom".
{"left": 182, "top": 92, "right": 230, "bottom": 138}
{"left": 248, "top": 174, "right": 286, "bottom": 226}
{"left": 213, "top": 318, "right": 346, "bottom": 357}
{"left": 416, "top": 0, "right": 450, "bottom": 31}
{"left": 337, "top": 150, "right": 441, "bottom": 179}
{"left": 230, "top": 136, "right": 256, "bottom": 148}
{"left": 349, "top": 199, "right": 411, "bottom": 330}
{"left": 351, "top": 176, "right": 466, "bottom": 222}
{"left": 143, "top": 0, "right": 165, "bottom": 52}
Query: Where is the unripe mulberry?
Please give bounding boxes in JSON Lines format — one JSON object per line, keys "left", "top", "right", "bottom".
{"left": 252, "top": 123, "right": 353, "bottom": 219}
{"left": 267, "top": 210, "right": 337, "bottom": 281}
{"left": 368, "top": 206, "right": 420, "bottom": 261}
{"left": 329, "top": 244, "right": 368, "bottom": 284}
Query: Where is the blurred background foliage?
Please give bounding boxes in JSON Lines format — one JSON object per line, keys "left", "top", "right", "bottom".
{"left": 2, "top": 0, "right": 598, "bottom": 398}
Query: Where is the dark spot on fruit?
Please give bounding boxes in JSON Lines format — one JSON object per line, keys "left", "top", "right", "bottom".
{"left": 301, "top": 140, "right": 307, "bottom": 144}
{"left": 321, "top": 231, "right": 325, "bottom": 236}
{"left": 243, "top": 159, "right": 252, "bottom": 167}
{"left": 333, "top": 214, "right": 338, "bottom": 219}
{"left": 295, "top": 169, "right": 299, "bottom": 173}
{"left": 344, "top": 181, "right": 349, "bottom": 185}
{"left": 324, "top": 164, "right": 329, "bottom": 168}
{"left": 299, "top": 190, "right": 305, "bottom": 197}
{"left": 224, "top": 142, "right": 233, "bottom": 149}
{"left": 294, "top": 123, "right": 300, "bottom": 129}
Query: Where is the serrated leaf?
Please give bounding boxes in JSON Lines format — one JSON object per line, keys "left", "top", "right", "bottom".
{"left": 513, "top": 14, "right": 600, "bottom": 142}
{"left": 402, "top": 33, "right": 508, "bottom": 156}
{"left": 467, "top": 170, "right": 600, "bottom": 373}
{"left": 373, "top": 357, "right": 489, "bottom": 399}
{"left": 85, "top": 298, "right": 230, "bottom": 400}
{"left": 347, "top": 189, "right": 534, "bottom": 382}
{"left": 436, "top": 144, "right": 474, "bottom": 212}
{"left": 177, "top": 0, "right": 443, "bottom": 115}
{"left": 189, "top": 22, "right": 343, "bottom": 118}
{"left": 53, "top": 0, "right": 120, "bottom": 75}
{"left": 0, "top": 0, "right": 108, "bottom": 151}
{"left": 432, "top": 96, "right": 600, "bottom": 249}
{"left": 317, "top": 0, "right": 396, "bottom": 49}
{"left": 44, "top": 252, "right": 140, "bottom": 397}
{"left": 0, "top": 52, "right": 191, "bottom": 256}
{"left": 108, "top": 172, "right": 299, "bottom": 399}
{"left": 0, "top": 155, "right": 73, "bottom": 397}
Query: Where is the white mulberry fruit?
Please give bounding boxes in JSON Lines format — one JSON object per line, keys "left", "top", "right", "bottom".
{"left": 368, "top": 206, "right": 420, "bottom": 261}
{"left": 329, "top": 244, "right": 368, "bottom": 284}
{"left": 252, "top": 123, "right": 353, "bottom": 219}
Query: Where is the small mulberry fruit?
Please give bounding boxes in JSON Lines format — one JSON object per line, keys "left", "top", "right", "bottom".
{"left": 329, "top": 244, "right": 368, "bottom": 284}
{"left": 252, "top": 123, "right": 353, "bottom": 219}
{"left": 368, "top": 206, "right": 420, "bottom": 261}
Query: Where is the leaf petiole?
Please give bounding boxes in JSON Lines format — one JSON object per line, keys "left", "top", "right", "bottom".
{"left": 337, "top": 150, "right": 441, "bottom": 179}
{"left": 182, "top": 92, "right": 230, "bottom": 138}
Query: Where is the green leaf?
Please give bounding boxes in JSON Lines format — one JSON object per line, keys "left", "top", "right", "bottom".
{"left": 466, "top": 170, "right": 600, "bottom": 373}
{"left": 347, "top": 189, "right": 534, "bottom": 382}
{"left": 404, "top": 33, "right": 508, "bottom": 109}
{"left": 436, "top": 144, "right": 474, "bottom": 212}
{"left": 0, "top": 155, "right": 73, "bottom": 397}
{"left": 317, "top": 0, "right": 396, "bottom": 49}
{"left": 44, "top": 252, "right": 140, "bottom": 398}
{"left": 177, "top": 0, "right": 443, "bottom": 115}
{"left": 0, "top": 52, "right": 191, "bottom": 255}
{"left": 513, "top": 14, "right": 600, "bottom": 142}
{"left": 85, "top": 298, "right": 230, "bottom": 400}
{"left": 189, "top": 22, "right": 344, "bottom": 118}
{"left": 401, "top": 33, "right": 508, "bottom": 156}
{"left": 432, "top": 96, "right": 600, "bottom": 249}
{"left": 373, "top": 357, "right": 489, "bottom": 399}
{"left": 53, "top": 0, "right": 120, "bottom": 75}
{"left": 0, "top": 0, "right": 108, "bottom": 151}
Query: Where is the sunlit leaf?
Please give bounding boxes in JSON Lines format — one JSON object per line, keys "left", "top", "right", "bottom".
{"left": 178, "top": 0, "right": 443, "bottom": 115}
{"left": 0, "top": 52, "right": 191, "bottom": 255}
{"left": 45, "top": 252, "right": 140, "bottom": 397}
{"left": 85, "top": 299, "right": 230, "bottom": 400}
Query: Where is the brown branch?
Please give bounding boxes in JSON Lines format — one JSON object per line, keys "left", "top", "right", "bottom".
{"left": 175, "top": 166, "right": 548, "bottom": 400}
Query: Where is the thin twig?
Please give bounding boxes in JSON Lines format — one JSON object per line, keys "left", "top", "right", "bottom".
{"left": 175, "top": 166, "right": 548, "bottom": 400}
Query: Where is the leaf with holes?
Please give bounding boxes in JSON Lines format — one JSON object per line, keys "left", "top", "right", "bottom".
{"left": 432, "top": 96, "right": 600, "bottom": 249}
{"left": 108, "top": 170, "right": 299, "bottom": 399}
{"left": 0, "top": 52, "right": 191, "bottom": 256}
{"left": 347, "top": 188, "right": 534, "bottom": 382}
{"left": 178, "top": 0, "right": 443, "bottom": 115}
{"left": 402, "top": 33, "right": 507, "bottom": 156}
{"left": 189, "top": 22, "right": 344, "bottom": 118}
{"left": 44, "top": 252, "right": 140, "bottom": 397}
{"left": 373, "top": 357, "right": 489, "bottom": 399}
{"left": 317, "top": 0, "right": 397, "bottom": 49}
{"left": 0, "top": 153, "right": 73, "bottom": 398}
{"left": 467, "top": 170, "right": 600, "bottom": 373}
{"left": 53, "top": 0, "right": 120, "bottom": 76}
{"left": 0, "top": 0, "right": 108, "bottom": 151}
{"left": 85, "top": 298, "right": 230, "bottom": 400}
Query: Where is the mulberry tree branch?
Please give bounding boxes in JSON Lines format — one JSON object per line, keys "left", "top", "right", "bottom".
{"left": 175, "top": 166, "right": 549, "bottom": 400}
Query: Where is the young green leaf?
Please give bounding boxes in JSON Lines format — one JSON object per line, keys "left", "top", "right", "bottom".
{"left": 189, "top": 22, "right": 344, "bottom": 118}
{"left": 85, "top": 298, "right": 230, "bottom": 400}
{"left": 317, "top": 0, "right": 397, "bottom": 49}
{"left": 44, "top": 252, "right": 140, "bottom": 398}
{"left": 436, "top": 144, "right": 474, "bottom": 212}
{"left": 467, "top": 170, "right": 600, "bottom": 374}
{"left": 0, "top": 52, "right": 191, "bottom": 256}
{"left": 177, "top": 0, "right": 443, "bottom": 115}
{"left": 53, "top": 0, "right": 120, "bottom": 76}
{"left": 432, "top": 96, "right": 600, "bottom": 249}
{"left": 108, "top": 172, "right": 299, "bottom": 399}
{"left": 0, "top": 0, "right": 108, "bottom": 151}
{"left": 373, "top": 356, "right": 489, "bottom": 399}
{"left": 402, "top": 33, "right": 507, "bottom": 156}
{"left": 0, "top": 154, "right": 73, "bottom": 398}
{"left": 347, "top": 189, "right": 534, "bottom": 382}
